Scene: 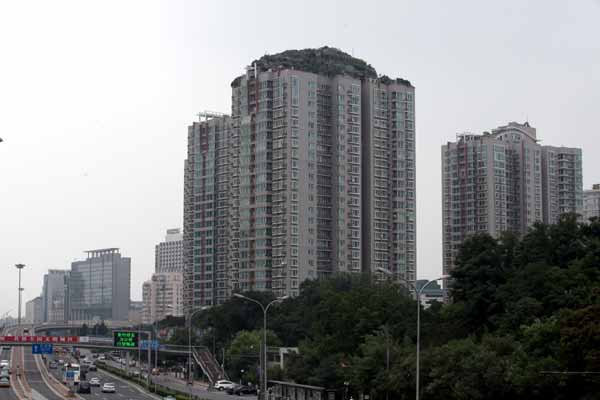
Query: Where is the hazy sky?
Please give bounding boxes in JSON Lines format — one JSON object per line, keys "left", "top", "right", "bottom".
{"left": 1, "top": 0, "right": 599, "bottom": 316}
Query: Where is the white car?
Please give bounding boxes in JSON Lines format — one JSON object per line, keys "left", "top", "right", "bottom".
{"left": 102, "top": 383, "right": 116, "bottom": 393}
{"left": 0, "top": 361, "right": 9, "bottom": 369}
{"left": 214, "top": 380, "right": 236, "bottom": 391}
{"left": 89, "top": 377, "right": 101, "bottom": 387}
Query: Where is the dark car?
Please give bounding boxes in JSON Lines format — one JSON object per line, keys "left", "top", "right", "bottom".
{"left": 227, "top": 385, "right": 258, "bottom": 396}
{"left": 88, "top": 364, "right": 97, "bottom": 371}
{"left": 78, "top": 381, "right": 91, "bottom": 394}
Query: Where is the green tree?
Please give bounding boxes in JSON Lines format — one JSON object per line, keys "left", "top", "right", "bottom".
{"left": 226, "top": 330, "right": 281, "bottom": 385}
{"left": 450, "top": 233, "right": 508, "bottom": 332}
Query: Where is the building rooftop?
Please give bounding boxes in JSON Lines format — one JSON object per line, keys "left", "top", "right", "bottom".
{"left": 231, "top": 46, "right": 411, "bottom": 87}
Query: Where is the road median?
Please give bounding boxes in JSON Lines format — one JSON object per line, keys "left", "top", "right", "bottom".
{"left": 11, "top": 347, "right": 29, "bottom": 400}
{"left": 34, "top": 354, "right": 82, "bottom": 399}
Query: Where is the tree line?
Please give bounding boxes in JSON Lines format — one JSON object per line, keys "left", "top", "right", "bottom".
{"left": 166, "top": 214, "right": 599, "bottom": 399}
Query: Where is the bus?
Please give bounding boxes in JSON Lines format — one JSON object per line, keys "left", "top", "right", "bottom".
{"left": 62, "top": 363, "right": 81, "bottom": 386}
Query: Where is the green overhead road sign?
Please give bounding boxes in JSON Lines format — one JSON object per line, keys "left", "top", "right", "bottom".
{"left": 113, "top": 331, "right": 139, "bottom": 348}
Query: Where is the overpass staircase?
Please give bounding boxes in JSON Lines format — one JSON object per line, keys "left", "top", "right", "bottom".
{"left": 192, "top": 347, "right": 227, "bottom": 384}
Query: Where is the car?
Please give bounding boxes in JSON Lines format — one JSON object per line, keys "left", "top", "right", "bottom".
{"left": 89, "top": 377, "right": 101, "bottom": 387}
{"left": 49, "top": 361, "right": 58, "bottom": 369}
{"left": 214, "top": 380, "right": 236, "bottom": 391}
{"left": 0, "top": 369, "right": 9, "bottom": 379}
{"left": 0, "top": 377, "right": 10, "bottom": 388}
{"left": 163, "top": 396, "right": 176, "bottom": 400}
{"left": 98, "top": 355, "right": 106, "bottom": 361}
{"left": 0, "top": 361, "right": 9, "bottom": 369}
{"left": 228, "top": 385, "right": 258, "bottom": 396}
{"left": 78, "top": 381, "right": 91, "bottom": 394}
{"left": 2, "top": 346, "right": 10, "bottom": 351}
{"left": 88, "top": 363, "right": 97, "bottom": 371}
{"left": 102, "top": 383, "right": 116, "bottom": 393}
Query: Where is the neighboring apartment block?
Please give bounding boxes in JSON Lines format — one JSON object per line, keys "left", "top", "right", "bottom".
{"left": 362, "top": 78, "right": 416, "bottom": 281}
{"left": 184, "top": 47, "right": 416, "bottom": 311}
{"left": 155, "top": 228, "right": 184, "bottom": 273}
{"left": 142, "top": 272, "right": 184, "bottom": 324}
{"left": 541, "top": 146, "right": 583, "bottom": 224}
{"left": 442, "top": 122, "right": 582, "bottom": 276}
{"left": 583, "top": 184, "right": 600, "bottom": 221}
{"left": 184, "top": 114, "right": 234, "bottom": 309}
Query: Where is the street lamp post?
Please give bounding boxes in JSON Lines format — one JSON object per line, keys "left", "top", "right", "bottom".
{"left": 233, "top": 293, "right": 288, "bottom": 400}
{"left": 375, "top": 267, "right": 448, "bottom": 400}
{"left": 187, "top": 306, "right": 209, "bottom": 399}
{"left": 15, "top": 264, "right": 25, "bottom": 328}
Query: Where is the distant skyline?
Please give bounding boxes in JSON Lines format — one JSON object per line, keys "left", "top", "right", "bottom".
{"left": 2, "top": 0, "right": 600, "bottom": 316}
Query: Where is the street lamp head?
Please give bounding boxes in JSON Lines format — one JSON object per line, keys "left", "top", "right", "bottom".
{"left": 15, "top": 264, "right": 25, "bottom": 270}
{"left": 233, "top": 293, "right": 246, "bottom": 299}
{"left": 276, "top": 295, "right": 289, "bottom": 301}
{"left": 376, "top": 267, "right": 392, "bottom": 275}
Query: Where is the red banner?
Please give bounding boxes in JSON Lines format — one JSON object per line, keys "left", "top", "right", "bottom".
{"left": 0, "top": 335, "right": 79, "bottom": 343}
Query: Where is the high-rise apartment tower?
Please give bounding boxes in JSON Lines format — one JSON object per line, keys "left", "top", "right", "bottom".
{"left": 583, "top": 184, "right": 600, "bottom": 221}
{"left": 442, "top": 122, "right": 582, "bottom": 276}
{"left": 184, "top": 47, "right": 415, "bottom": 310}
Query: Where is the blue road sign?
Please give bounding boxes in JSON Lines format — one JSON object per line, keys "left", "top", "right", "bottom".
{"left": 140, "top": 340, "right": 159, "bottom": 350}
{"left": 32, "top": 343, "right": 53, "bottom": 355}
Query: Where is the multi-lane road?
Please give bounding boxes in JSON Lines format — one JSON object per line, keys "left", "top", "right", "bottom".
{"left": 0, "top": 337, "right": 255, "bottom": 400}
{"left": 23, "top": 347, "right": 65, "bottom": 400}
{"left": 1, "top": 344, "right": 160, "bottom": 400}
{"left": 46, "top": 352, "right": 159, "bottom": 400}
{"left": 0, "top": 346, "right": 19, "bottom": 400}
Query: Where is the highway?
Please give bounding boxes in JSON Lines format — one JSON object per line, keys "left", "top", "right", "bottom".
{"left": 0, "top": 346, "right": 19, "bottom": 400}
{"left": 23, "top": 347, "right": 64, "bottom": 400}
{"left": 46, "top": 355, "right": 159, "bottom": 400}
